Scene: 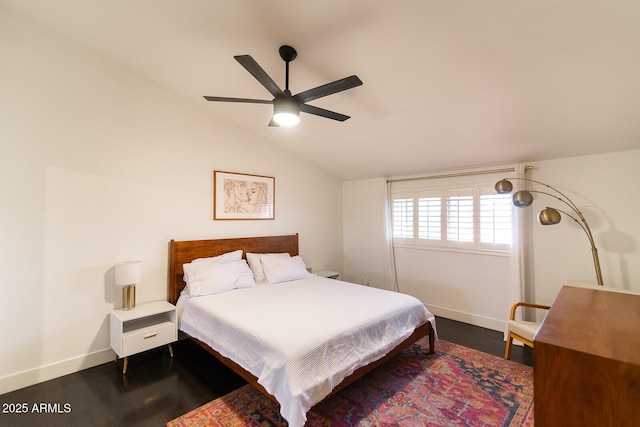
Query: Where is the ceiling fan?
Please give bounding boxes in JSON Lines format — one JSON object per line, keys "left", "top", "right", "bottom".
{"left": 204, "top": 45, "right": 363, "bottom": 127}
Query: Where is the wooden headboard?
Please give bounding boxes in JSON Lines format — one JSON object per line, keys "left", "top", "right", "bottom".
{"left": 168, "top": 234, "right": 299, "bottom": 304}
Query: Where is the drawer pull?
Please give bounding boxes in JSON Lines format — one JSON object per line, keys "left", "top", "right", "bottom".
{"left": 144, "top": 333, "right": 158, "bottom": 339}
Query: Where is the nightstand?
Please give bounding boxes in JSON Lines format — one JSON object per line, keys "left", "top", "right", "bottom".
{"left": 110, "top": 300, "right": 177, "bottom": 374}
{"left": 314, "top": 269, "right": 340, "bottom": 280}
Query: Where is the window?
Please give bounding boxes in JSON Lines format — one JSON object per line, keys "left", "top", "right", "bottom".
{"left": 392, "top": 186, "right": 511, "bottom": 252}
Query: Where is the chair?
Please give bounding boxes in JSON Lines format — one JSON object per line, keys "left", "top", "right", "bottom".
{"left": 504, "top": 302, "right": 551, "bottom": 359}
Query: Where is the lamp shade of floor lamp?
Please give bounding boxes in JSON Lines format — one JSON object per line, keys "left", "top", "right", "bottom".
{"left": 115, "top": 260, "right": 142, "bottom": 310}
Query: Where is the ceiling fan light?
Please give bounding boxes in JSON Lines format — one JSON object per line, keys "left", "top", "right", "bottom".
{"left": 273, "top": 111, "right": 300, "bottom": 126}
{"left": 273, "top": 98, "right": 300, "bottom": 126}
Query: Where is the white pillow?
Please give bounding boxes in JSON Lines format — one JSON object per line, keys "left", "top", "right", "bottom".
{"left": 190, "top": 249, "right": 243, "bottom": 265}
{"left": 261, "top": 254, "right": 313, "bottom": 284}
{"left": 186, "top": 259, "right": 256, "bottom": 297}
{"left": 246, "top": 252, "right": 290, "bottom": 284}
{"left": 183, "top": 250, "right": 242, "bottom": 286}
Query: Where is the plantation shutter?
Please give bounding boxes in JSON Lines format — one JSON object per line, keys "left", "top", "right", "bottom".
{"left": 446, "top": 189, "right": 474, "bottom": 244}
{"left": 390, "top": 175, "right": 513, "bottom": 252}
{"left": 392, "top": 196, "right": 414, "bottom": 239}
{"left": 418, "top": 194, "right": 442, "bottom": 240}
{"left": 480, "top": 192, "right": 512, "bottom": 248}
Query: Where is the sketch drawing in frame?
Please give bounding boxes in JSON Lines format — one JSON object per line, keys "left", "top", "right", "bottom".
{"left": 214, "top": 171, "right": 275, "bottom": 220}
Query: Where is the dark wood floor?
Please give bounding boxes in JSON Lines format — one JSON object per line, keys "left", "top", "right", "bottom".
{"left": 0, "top": 317, "right": 532, "bottom": 427}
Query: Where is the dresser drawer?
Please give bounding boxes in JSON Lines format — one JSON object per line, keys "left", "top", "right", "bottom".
{"left": 121, "top": 321, "right": 176, "bottom": 356}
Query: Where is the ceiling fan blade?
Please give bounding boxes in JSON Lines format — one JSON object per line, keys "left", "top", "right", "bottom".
{"left": 203, "top": 96, "right": 272, "bottom": 104}
{"left": 300, "top": 104, "right": 351, "bottom": 122}
{"left": 293, "top": 75, "right": 363, "bottom": 104}
{"left": 234, "top": 55, "right": 284, "bottom": 98}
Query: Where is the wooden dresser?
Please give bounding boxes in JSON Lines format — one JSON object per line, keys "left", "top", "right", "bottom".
{"left": 534, "top": 285, "right": 640, "bottom": 426}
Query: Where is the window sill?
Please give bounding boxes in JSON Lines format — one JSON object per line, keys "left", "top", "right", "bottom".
{"left": 393, "top": 243, "right": 510, "bottom": 257}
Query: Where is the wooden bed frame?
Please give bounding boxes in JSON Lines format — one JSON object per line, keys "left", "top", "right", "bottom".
{"left": 168, "top": 233, "right": 435, "bottom": 404}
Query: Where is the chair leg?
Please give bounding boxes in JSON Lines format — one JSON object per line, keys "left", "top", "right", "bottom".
{"left": 504, "top": 332, "right": 514, "bottom": 360}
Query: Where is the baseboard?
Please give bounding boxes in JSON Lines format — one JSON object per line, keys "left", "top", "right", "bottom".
{"left": 426, "top": 304, "right": 506, "bottom": 332}
{"left": 0, "top": 348, "right": 115, "bottom": 395}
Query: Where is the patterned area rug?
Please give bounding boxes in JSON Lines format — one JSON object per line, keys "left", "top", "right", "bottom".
{"left": 166, "top": 338, "right": 534, "bottom": 426}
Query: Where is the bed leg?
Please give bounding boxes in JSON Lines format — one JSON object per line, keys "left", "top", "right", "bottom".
{"left": 429, "top": 327, "right": 435, "bottom": 354}
{"left": 274, "top": 403, "right": 283, "bottom": 427}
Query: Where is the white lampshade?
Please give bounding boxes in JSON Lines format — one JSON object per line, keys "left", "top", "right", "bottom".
{"left": 115, "top": 261, "right": 142, "bottom": 286}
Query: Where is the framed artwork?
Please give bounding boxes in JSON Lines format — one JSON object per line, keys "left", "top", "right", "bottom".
{"left": 213, "top": 170, "right": 275, "bottom": 220}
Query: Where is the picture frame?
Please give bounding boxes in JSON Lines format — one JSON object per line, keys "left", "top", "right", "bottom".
{"left": 213, "top": 170, "right": 275, "bottom": 220}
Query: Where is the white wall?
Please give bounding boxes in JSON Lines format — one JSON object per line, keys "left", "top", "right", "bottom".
{"left": 343, "top": 151, "right": 640, "bottom": 331}
{"left": 0, "top": 11, "right": 343, "bottom": 393}
{"left": 392, "top": 248, "right": 510, "bottom": 330}
{"left": 342, "top": 178, "right": 390, "bottom": 288}
{"left": 529, "top": 152, "right": 640, "bottom": 304}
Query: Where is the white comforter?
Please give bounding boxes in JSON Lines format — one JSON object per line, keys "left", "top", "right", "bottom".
{"left": 177, "top": 276, "right": 435, "bottom": 427}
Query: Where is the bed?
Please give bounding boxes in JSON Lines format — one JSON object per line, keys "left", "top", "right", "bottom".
{"left": 168, "top": 234, "right": 436, "bottom": 427}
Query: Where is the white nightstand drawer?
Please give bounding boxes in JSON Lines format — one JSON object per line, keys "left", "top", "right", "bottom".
{"left": 121, "top": 321, "right": 176, "bottom": 356}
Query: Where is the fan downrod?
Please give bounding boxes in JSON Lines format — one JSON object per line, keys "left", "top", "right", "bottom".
{"left": 279, "top": 45, "right": 297, "bottom": 63}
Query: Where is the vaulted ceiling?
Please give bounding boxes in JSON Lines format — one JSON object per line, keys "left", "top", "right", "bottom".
{"left": 3, "top": 0, "right": 640, "bottom": 180}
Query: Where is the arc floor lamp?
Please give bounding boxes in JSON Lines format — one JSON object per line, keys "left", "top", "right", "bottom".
{"left": 495, "top": 178, "right": 604, "bottom": 286}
